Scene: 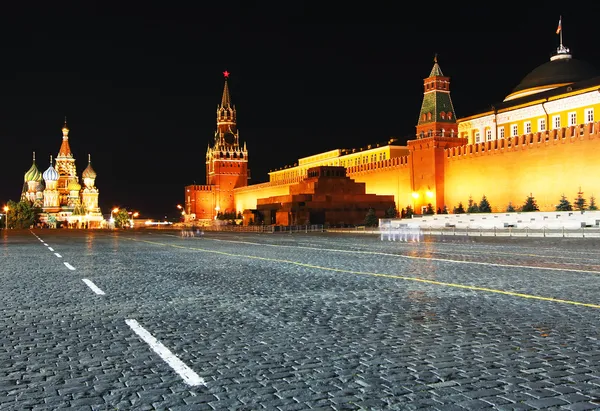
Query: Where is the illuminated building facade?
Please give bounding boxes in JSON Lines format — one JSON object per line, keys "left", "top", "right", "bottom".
{"left": 21, "top": 120, "right": 104, "bottom": 228}
{"left": 188, "top": 30, "right": 600, "bottom": 224}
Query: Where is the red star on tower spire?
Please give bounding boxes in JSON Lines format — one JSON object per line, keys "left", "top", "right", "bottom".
{"left": 223, "top": 70, "right": 230, "bottom": 78}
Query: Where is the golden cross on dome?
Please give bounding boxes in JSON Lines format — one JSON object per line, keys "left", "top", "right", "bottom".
{"left": 223, "top": 70, "right": 230, "bottom": 78}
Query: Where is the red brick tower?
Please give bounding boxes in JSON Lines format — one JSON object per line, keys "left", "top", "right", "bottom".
{"left": 408, "top": 56, "right": 466, "bottom": 213}
{"left": 205, "top": 71, "right": 249, "bottom": 216}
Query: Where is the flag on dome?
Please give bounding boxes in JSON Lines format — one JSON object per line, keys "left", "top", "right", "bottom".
{"left": 556, "top": 16, "right": 562, "bottom": 34}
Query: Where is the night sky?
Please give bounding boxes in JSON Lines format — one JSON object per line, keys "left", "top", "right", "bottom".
{"left": 1, "top": 3, "right": 599, "bottom": 220}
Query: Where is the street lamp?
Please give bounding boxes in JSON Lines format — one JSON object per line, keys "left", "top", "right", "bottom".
{"left": 3, "top": 206, "right": 8, "bottom": 229}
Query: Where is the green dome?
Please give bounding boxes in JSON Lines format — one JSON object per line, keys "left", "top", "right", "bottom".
{"left": 24, "top": 162, "right": 42, "bottom": 183}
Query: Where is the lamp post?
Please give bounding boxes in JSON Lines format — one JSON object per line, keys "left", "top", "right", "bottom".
{"left": 3, "top": 206, "right": 8, "bottom": 229}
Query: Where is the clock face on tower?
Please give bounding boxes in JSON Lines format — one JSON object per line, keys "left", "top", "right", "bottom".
{"left": 224, "top": 132, "right": 235, "bottom": 145}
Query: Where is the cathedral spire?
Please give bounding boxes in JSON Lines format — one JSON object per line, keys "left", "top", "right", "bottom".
{"left": 58, "top": 118, "right": 72, "bottom": 157}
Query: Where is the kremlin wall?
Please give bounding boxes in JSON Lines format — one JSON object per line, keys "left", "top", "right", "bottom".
{"left": 185, "top": 33, "right": 600, "bottom": 226}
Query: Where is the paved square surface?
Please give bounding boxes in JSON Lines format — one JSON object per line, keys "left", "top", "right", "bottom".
{"left": 1, "top": 229, "right": 600, "bottom": 410}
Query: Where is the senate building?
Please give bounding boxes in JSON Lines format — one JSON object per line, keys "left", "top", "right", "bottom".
{"left": 185, "top": 29, "right": 600, "bottom": 226}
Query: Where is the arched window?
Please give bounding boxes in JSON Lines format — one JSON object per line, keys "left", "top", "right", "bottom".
{"left": 427, "top": 113, "right": 432, "bottom": 120}
{"left": 440, "top": 112, "right": 445, "bottom": 120}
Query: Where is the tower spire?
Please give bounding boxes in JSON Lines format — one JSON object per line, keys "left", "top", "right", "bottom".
{"left": 416, "top": 55, "right": 458, "bottom": 139}
{"left": 221, "top": 70, "right": 231, "bottom": 108}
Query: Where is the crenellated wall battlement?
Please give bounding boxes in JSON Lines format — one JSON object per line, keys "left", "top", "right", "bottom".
{"left": 446, "top": 121, "right": 600, "bottom": 159}
{"left": 346, "top": 155, "right": 410, "bottom": 176}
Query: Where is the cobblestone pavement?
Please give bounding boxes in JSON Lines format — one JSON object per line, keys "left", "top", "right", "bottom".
{"left": 1, "top": 229, "right": 600, "bottom": 410}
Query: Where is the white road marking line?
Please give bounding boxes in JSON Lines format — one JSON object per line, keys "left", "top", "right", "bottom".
{"left": 54, "top": 253, "right": 62, "bottom": 258}
{"left": 43, "top": 243, "right": 48, "bottom": 246}
{"left": 82, "top": 279, "right": 105, "bottom": 295}
{"left": 48, "top": 247, "right": 54, "bottom": 251}
{"left": 125, "top": 319, "right": 205, "bottom": 387}
{"left": 64, "top": 262, "right": 75, "bottom": 270}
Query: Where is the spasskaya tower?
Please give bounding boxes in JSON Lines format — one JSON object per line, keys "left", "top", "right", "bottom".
{"left": 205, "top": 71, "right": 249, "bottom": 216}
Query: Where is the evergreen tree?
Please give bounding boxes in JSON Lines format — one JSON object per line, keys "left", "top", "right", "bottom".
{"left": 425, "top": 203, "right": 434, "bottom": 215}
{"left": 6, "top": 199, "right": 38, "bottom": 229}
{"left": 405, "top": 205, "right": 414, "bottom": 218}
{"left": 453, "top": 202, "right": 465, "bottom": 214}
{"left": 478, "top": 195, "right": 492, "bottom": 213}
{"left": 574, "top": 188, "right": 587, "bottom": 211}
{"left": 114, "top": 209, "right": 131, "bottom": 228}
{"left": 467, "top": 196, "right": 479, "bottom": 213}
{"left": 522, "top": 193, "right": 539, "bottom": 212}
{"left": 506, "top": 202, "right": 515, "bottom": 212}
{"left": 555, "top": 194, "right": 572, "bottom": 211}
{"left": 441, "top": 205, "right": 449, "bottom": 214}
{"left": 384, "top": 205, "right": 398, "bottom": 218}
{"left": 364, "top": 208, "right": 378, "bottom": 227}
{"left": 589, "top": 195, "right": 598, "bottom": 211}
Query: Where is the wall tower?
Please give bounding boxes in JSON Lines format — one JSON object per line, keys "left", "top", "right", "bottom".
{"left": 408, "top": 56, "right": 466, "bottom": 213}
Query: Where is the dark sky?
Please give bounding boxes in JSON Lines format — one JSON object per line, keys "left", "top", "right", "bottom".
{"left": 1, "top": 3, "right": 599, "bottom": 219}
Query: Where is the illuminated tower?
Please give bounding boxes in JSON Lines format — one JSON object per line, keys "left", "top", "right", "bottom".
{"left": 42, "top": 155, "right": 60, "bottom": 210}
{"left": 416, "top": 55, "right": 458, "bottom": 139}
{"left": 408, "top": 56, "right": 466, "bottom": 213}
{"left": 205, "top": 71, "right": 249, "bottom": 216}
{"left": 22, "top": 152, "right": 44, "bottom": 205}
{"left": 54, "top": 118, "right": 78, "bottom": 206}
{"left": 81, "top": 154, "right": 100, "bottom": 212}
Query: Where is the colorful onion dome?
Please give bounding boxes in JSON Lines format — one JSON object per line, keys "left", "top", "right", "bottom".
{"left": 24, "top": 158, "right": 43, "bottom": 183}
{"left": 43, "top": 156, "right": 59, "bottom": 181}
{"left": 67, "top": 180, "right": 81, "bottom": 192}
{"left": 82, "top": 155, "right": 96, "bottom": 179}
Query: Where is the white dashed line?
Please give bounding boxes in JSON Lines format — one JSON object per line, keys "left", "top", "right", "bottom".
{"left": 64, "top": 262, "right": 75, "bottom": 270}
{"left": 82, "top": 279, "right": 105, "bottom": 295}
{"left": 43, "top": 243, "right": 48, "bottom": 246}
{"left": 54, "top": 253, "right": 62, "bottom": 258}
{"left": 48, "top": 247, "right": 54, "bottom": 251}
{"left": 125, "top": 319, "right": 206, "bottom": 387}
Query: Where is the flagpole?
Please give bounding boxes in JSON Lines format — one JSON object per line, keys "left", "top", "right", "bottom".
{"left": 559, "top": 16, "right": 563, "bottom": 47}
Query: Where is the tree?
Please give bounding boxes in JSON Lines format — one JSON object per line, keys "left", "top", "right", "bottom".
{"left": 404, "top": 205, "right": 414, "bottom": 218}
{"left": 6, "top": 200, "right": 38, "bottom": 229}
{"left": 522, "top": 193, "right": 539, "bottom": 212}
{"left": 589, "top": 195, "right": 598, "bottom": 211}
{"left": 555, "top": 194, "right": 572, "bottom": 211}
{"left": 114, "top": 209, "right": 131, "bottom": 228}
{"left": 453, "top": 202, "right": 465, "bottom": 214}
{"left": 384, "top": 205, "right": 398, "bottom": 218}
{"left": 478, "top": 195, "right": 492, "bottom": 213}
{"left": 467, "top": 196, "right": 479, "bottom": 213}
{"left": 364, "top": 208, "right": 378, "bottom": 227}
{"left": 574, "top": 188, "right": 587, "bottom": 211}
{"left": 506, "top": 202, "right": 515, "bottom": 212}
{"left": 425, "top": 203, "right": 435, "bottom": 215}
{"left": 441, "top": 205, "right": 449, "bottom": 214}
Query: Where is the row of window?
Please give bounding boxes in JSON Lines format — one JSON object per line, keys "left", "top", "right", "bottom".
{"left": 421, "top": 112, "right": 453, "bottom": 121}
{"left": 473, "top": 109, "right": 595, "bottom": 143}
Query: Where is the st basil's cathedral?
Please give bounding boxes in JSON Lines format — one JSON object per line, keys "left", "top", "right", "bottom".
{"left": 20, "top": 120, "right": 104, "bottom": 228}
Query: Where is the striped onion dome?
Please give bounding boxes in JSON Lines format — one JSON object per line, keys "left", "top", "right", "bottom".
{"left": 82, "top": 160, "right": 96, "bottom": 179}
{"left": 24, "top": 161, "right": 43, "bottom": 183}
{"left": 67, "top": 180, "right": 81, "bottom": 191}
{"left": 43, "top": 157, "right": 59, "bottom": 181}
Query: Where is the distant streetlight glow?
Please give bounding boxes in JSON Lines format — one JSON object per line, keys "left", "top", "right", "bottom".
{"left": 3, "top": 206, "right": 8, "bottom": 229}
